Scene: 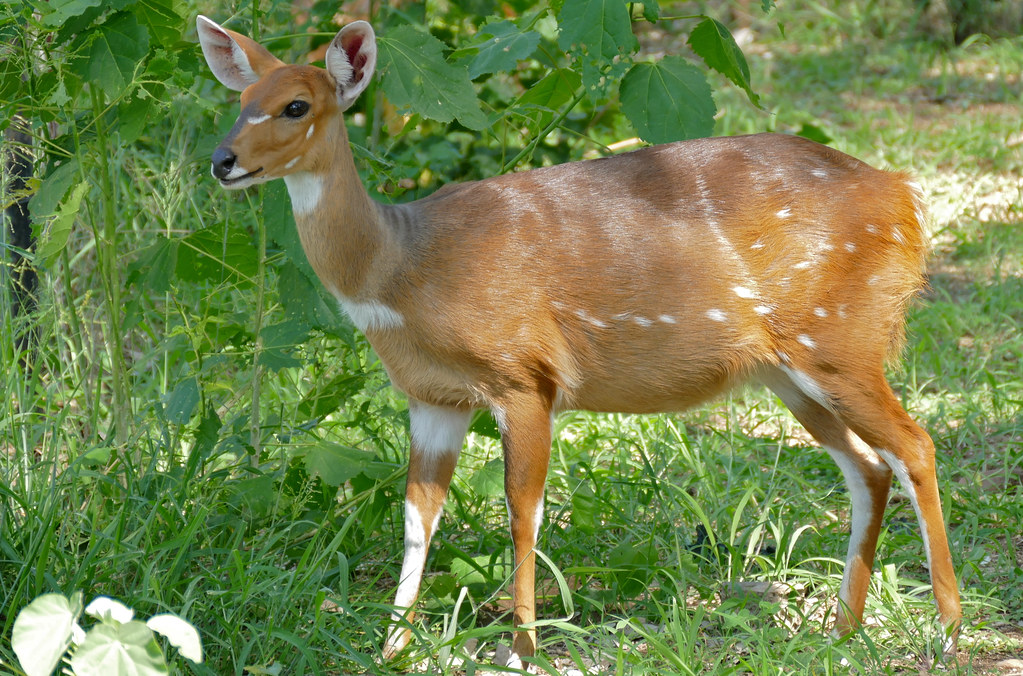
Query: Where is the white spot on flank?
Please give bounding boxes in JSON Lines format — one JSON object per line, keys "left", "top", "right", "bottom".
{"left": 283, "top": 172, "right": 324, "bottom": 215}
{"left": 797, "top": 334, "right": 817, "bottom": 349}
{"left": 845, "top": 242, "right": 857, "bottom": 253}
{"left": 867, "top": 275, "right": 881, "bottom": 285}
{"left": 793, "top": 260, "right": 813, "bottom": 270}
{"left": 837, "top": 304, "right": 849, "bottom": 319}
{"left": 892, "top": 224, "right": 905, "bottom": 244}
{"left": 776, "top": 207, "right": 792, "bottom": 218}
{"left": 733, "top": 286, "right": 756, "bottom": 299}
{"left": 811, "top": 168, "right": 830, "bottom": 179}
{"left": 753, "top": 305, "right": 773, "bottom": 315}
{"left": 706, "top": 309, "right": 727, "bottom": 322}
{"left": 751, "top": 239, "right": 765, "bottom": 250}
{"left": 306, "top": 124, "right": 315, "bottom": 140}
{"left": 575, "top": 308, "right": 608, "bottom": 329}
{"left": 247, "top": 113, "right": 271, "bottom": 125}
{"left": 658, "top": 314, "right": 677, "bottom": 324}
{"left": 409, "top": 402, "right": 470, "bottom": 458}
{"left": 634, "top": 316, "right": 653, "bottom": 327}
{"left": 866, "top": 223, "right": 879, "bottom": 234}
{"left": 814, "top": 307, "right": 829, "bottom": 318}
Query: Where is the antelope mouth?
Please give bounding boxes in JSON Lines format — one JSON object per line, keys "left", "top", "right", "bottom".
{"left": 219, "top": 167, "right": 265, "bottom": 188}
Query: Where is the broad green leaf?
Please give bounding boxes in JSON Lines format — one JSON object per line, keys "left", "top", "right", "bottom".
{"left": 297, "top": 372, "right": 365, "bottom": 421}
{"left": 796, "top": 122, "right": 833, "bottom": 144}
{"left": 468, "top": 458, "right": 503, "bottom": 497}
{"left": 258, "top": 319, "right": 310, "bottom": 372}
{"left": 133, "top": 0, "right": 183, "bottom": 48}
{"left": 557, "top": 0, "right": 637, "bottom": 99}
{"left": 687, "top": 17, "right": 760, "bottom": 106}
{"left": 37, "top": 181, "right": 88, "bottom": 266}
{"left": 82, "top": 12, "right": 150, "bottom": 100}
{"left": 377, "top": 26, "right": 487, "bottom": 131}
{"left": 641, "top": 1, "right": 660, "bottom": 21}
{"left": 44, "top": 0, "right": 103, "bottom": 26}
{"left": 176, "top": 225, "right": 258, "bottom": 288}
{"left": 227, "top": 476, "right": 275, "bottom": 517}
{"left": 620, "top": 56, "right": 716, "bottom": 143}
{"left": 69, "top": 621, "right": 167, "bottom": 676}
{"left": 303, "top": 441, "right": 376, "bottom": 486}
{"left": 164, "top": 376, "right": 199, "bottom": 424}
{"left": 452, "top": 20, "right": 540, "bottom": 79}
{"left": 146, "top": 614, "right": 203, "bottom": 663}
{"left": 514, "top": 68, "right": 581, "bottom": 128}
{"left": 556, "top": 0, "right": 637, "bottom": 60}
{"left": 85, "top": 597, "right": 134, "bottom": 624}
{"left": 30, "top": 160, "right": 79, "bottom": 222}
{"left": 12, "top": 593, "right": 81, "bottom": 676}
{"left": 130, "top": 236, "right": 178, "bottom": 295}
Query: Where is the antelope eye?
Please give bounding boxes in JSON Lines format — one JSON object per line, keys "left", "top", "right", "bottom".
{"left": 283, "top": 100, "right": 310, "bottom": 119}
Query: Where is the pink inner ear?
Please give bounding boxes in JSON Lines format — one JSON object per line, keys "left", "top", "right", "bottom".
{"left": 343, "top": 35, "right": 364, "bottom": 70}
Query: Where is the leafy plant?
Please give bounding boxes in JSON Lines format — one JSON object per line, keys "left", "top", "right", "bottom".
{"left": 12, "top": 593, "right": 202, "bottom": 676}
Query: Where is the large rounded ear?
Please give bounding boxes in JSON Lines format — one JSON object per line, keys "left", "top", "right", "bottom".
{"left": 325, "top": 21, "right": 377, "bottom": 111}
{"left": 196, "top": 15, "right": 284, "bottom": 92}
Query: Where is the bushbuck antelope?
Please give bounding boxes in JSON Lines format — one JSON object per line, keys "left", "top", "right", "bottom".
{"left": 197, "top": 15, "right": 962, "bottom": 668}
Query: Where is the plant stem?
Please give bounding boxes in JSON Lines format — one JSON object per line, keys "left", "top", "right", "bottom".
{"left": 501, "top": 89, "right": 587, "bottom": 174}
{"left": 90, "top": 87, "right": 131, "bottom": 449}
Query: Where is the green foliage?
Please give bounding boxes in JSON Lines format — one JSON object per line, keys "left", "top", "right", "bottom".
{"left": 12, "top": 593, "right": 202, "bottom": 676}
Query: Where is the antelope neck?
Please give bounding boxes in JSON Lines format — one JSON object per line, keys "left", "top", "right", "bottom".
{"left": 285, "top": 133, "right": 399, "bottom": 300}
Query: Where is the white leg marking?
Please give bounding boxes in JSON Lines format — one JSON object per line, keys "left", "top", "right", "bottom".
{"left": 825, "top": 436, "right": 887, "bottom": 612}
{"left": 409, "top": 402, "right": 471, "bottom": 458}
{"left": 873, "top": 449, "right": 934, "bottom": 572}
{"left": 393, "top": 500, "right": 430, "bottom": 612}
{"left": 283, "top": 172, "right": 324, "bottom": 215}
{"left": 778, "top": 363, "right": 833, "bottom": 412}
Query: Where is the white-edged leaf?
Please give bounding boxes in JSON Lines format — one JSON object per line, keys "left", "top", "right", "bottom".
{"left": 70, "top": 621, "right": 167, "bottom": 676}
{"left": 146, "top": 614, "right": 204, "bottom": 663}
{"left": 85, "top": 596, "right": 135, "bottom": 624}
{"left": 12, "top": 593, "right": 81, "bottom": 676}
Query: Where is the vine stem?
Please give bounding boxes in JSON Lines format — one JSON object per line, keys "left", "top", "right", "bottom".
{"left": 500, "top": 88, "right": 587, "bottom": 174}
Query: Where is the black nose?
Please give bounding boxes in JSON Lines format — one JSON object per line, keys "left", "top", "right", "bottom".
{"left": 211, "top": 146, "right": 237, "bottom": 179}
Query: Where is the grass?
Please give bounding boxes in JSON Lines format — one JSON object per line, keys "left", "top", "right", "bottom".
{"left": 2, "top": 1, "right": 1022, "bottom": 674}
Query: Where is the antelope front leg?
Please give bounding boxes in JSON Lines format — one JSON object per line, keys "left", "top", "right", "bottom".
{"left": 383, "top": 402, "right": 471, "bottom": 659}
{"left": 496, "top": 395, "right": 553, "bottom": 669}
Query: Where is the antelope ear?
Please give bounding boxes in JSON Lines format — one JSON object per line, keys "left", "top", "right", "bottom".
{"left": 197, "top": 15, "right": 284, "bottom": 92}
{"left": 325, "top": 21, "right": 377, "bottom": 111}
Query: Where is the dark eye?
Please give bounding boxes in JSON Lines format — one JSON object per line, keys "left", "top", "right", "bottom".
{"left": 283, "top": 100, "right": 310, "bottom": 119}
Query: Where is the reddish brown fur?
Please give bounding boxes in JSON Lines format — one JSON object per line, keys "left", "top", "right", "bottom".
{"left": 198, "top": 16, "right": 961, "bottom": 668}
